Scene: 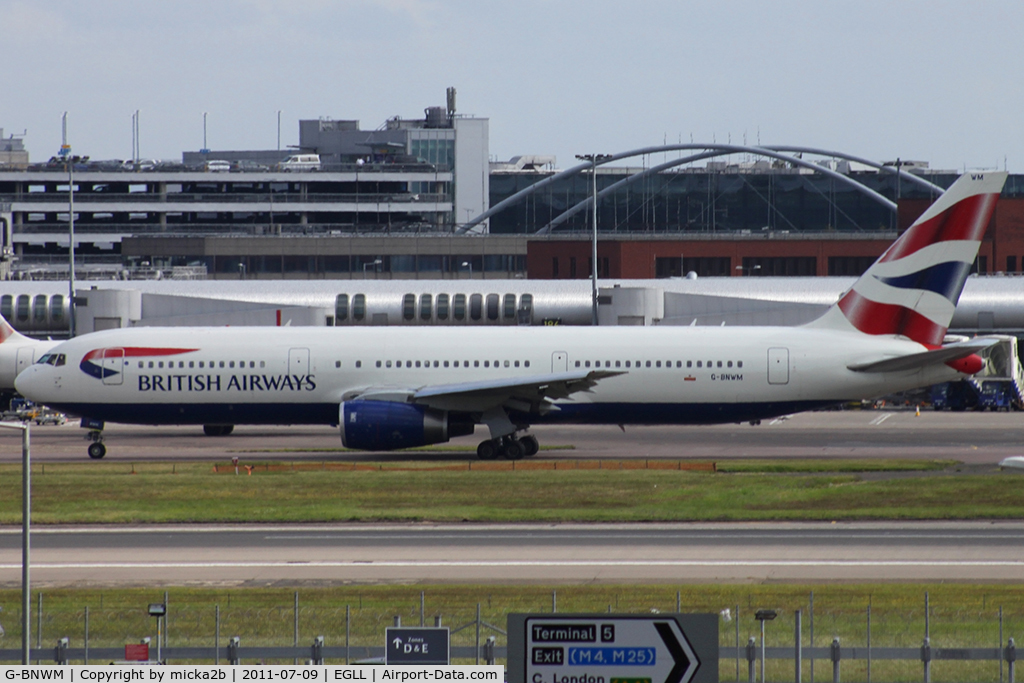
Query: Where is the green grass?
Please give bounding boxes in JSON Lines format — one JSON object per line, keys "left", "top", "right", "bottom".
{"left": 0, "top": 459, "right": 1019, "bottom": 524}
{"left": 1, "top": 583, "right": 1022, "bottom": 681}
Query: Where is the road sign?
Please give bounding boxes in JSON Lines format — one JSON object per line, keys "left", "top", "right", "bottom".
{"left": 508, "top": 614, "right": 717, "bottom": 683}
{"left": 385, "top": 626, "right": 450, "bottom": 665}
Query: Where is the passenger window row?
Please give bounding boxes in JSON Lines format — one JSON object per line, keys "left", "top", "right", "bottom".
{"left": 366, "top": 359, "right": 532, "bottom": 369}
{"left": 137, "top": 360, "right": 268, "bottom": 369}
{"left": 1, "top": 294, "right": 65, "bottom": 324}
{"left": 575, "top": 359, "right": 744, "bottom": 369}
{"left": 333, "top": 293, "right": 534, "bottom": 324}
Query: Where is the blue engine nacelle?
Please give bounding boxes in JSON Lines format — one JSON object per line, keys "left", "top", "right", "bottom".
{"left": 340, "top": 401, "right": 474, "bottom": 451}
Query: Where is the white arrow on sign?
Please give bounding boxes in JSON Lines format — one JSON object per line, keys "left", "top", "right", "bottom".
{"left": 654, "top": 621, "right": 700, "bottom": 683}
{"left": 392, "top": 638, "right": 403, "bottom": 648}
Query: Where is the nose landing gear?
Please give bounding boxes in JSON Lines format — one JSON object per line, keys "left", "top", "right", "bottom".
{"left": 86, "top": 430, "right": 106, "bottom": 459}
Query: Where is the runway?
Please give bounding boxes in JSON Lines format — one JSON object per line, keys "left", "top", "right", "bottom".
{"left": 1, "top": 522, "right": 1022, "bottom": 586}
{"left": 2, "top": 409, "right": 1023, "bottom": 464}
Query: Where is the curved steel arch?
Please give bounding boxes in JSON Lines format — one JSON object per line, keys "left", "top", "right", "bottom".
{"left": 537, "top": 146, "right": 944, "bottom": 234}
{"left": 460, "top": 143, "right": 913, "bottom": 234}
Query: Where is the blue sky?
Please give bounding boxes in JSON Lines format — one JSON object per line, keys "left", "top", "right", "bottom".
{"left": 2, "top": 0, "right": 1021, "bottom": 171}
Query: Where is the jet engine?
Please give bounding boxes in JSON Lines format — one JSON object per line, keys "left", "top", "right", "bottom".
{"left": 339, "top": 400, "right": 474, "bottom": 451}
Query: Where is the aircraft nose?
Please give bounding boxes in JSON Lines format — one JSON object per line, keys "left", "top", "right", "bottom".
{"left": 14, "top": 365, "right": 44, "bottom": 401}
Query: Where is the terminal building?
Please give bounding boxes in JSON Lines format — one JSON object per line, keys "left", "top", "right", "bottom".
{"left": 2, "top": 97, "right": 1024, "bottom": 283}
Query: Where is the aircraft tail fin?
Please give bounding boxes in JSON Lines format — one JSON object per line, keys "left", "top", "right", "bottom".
{"left": 0, "top": 313, "right": 31, "bottom": 345}
{"left": 809, "top": 171, "right": 1007, "bottom": 345}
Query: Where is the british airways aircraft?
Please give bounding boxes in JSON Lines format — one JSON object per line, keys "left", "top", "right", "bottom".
{"left": 14, "top": 172, "right": 1007, "bottom": 459}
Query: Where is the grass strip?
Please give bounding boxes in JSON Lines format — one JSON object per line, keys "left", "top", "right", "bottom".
{"left": 0, "top": 460, "right": 1019, "bottom": 524}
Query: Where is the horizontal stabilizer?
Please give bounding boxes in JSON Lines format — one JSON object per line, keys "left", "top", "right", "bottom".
{"left": 847, "top": 338, "right": 997, "bottom": 373}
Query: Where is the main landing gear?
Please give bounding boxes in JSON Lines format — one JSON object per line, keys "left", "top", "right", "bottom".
{"left": 476, "top": 433, "right": 540, "bottom": 460}
{"left": 203, "top": 424, "right": 235, "bottom": 436}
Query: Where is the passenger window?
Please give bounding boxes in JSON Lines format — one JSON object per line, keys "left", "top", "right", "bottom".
{"left": 453, "top": 294, "right": 466, "bottom": 321}
{"left": 585, "top": 361, "right": 591, "bottom": 368}
{"left": 33, "top": 295, "right": 47, "bottom": 323}
{"left": 474, "top": 360, "right": 480, "bottom": 367}
{"left": 386, "top": 360, "right": 392, "bottom": 368}
{"left": 229, "top": 361, "right": 235, "bottom": 368}
{"left": 738, "top": 361, "right": 743, "bottom": 368}
{"left": 615, "top": 361, "right": 621, "bottom": 368}
{"left": 728, "top": 361, "right": 733, "bottom": 368}
{"left": 470, "top": 294, "right": 483, "bottom": 321}
{"left": 356, "top": 361, "right": 362, "bottom": 368}
{"left": 376, "top": 360, "right": 382, "bottom": 368}
{"left": 575, "top": 360, "right": 581, "bottom": 368}
{"left": 219, "top": 361, "right": 225, "bottom": 368}
{"left": 519, "top": 293, "right": 533, "bottom": 324}
{"left": 403, "top": 294, "right": 415, "bottom": 321}
{"left": 625, "top": 361, "right": 631, "bottom": 368}
{"left": 199, "top": 361, "right": 204, "bottom": 368}
{"left": 416, "top": 361, "right": 421, "bottom": 368}
{"left": 514, "top": 360, "right": 520, "bottom": 368}
{"left": 524, "top": 360, "right": 530, "bottom": 367}
{"left": 646, "top": 361, "right": 651, "bottom": 368}
{"left": 437, "top": 294, "right": 449, "bottom": 320}
{"left": 158, "top": 361, "right": 164, "bottom": 369}
{"left": 717, "top": 361, "right": 723, "bottom": 368}
{"left": 420, "top": 294, "right": 432, "bottom": 321}
{"left": 189, "top": 361, "right": 195, "bottom": 368}
{"left": 16, "top": 295, "right": 29, "bottom": 322}
{"left": 260, "top": 361, "right": 266, "bottom": 368}
{"left": 453, "top": 361, "right": 459, "bottom": 367}
{"left": 138, "top": 361, "right": 143, "bottom": 369}
{"left": 504, "top": 360, "right": 510, "bottom": 367}
{"left": 0, "top": 294, "right": 11, "bottom": 319}
{"left": 687, "top": 361, "right": 692, "bottom": 368}
{"left": 707, "top": 360, "right": 712, "bottom": 367}
{"left": 335, "top": 294, "right": 349, "bottom": 323}
{"left": 444, "top": 360, "right": 449, "bottom": 368}
{"left": 503, "top": 294, "right": 516, "bottom": 319}
{"left": 697, "top": 361, "right": 702, "bottom": 368}
{"left": 250, "top": 361, "right": 255, "bottom": 368}
{"left": 486, "top": 293, "right": 499, "bottom": 321}
{"left": 336, "top": 361, "right": 341, "bottom": 368}
{"left": 353, "top": 294, "right": 366, "bottom": 321}
{"left": 656, "top": 361, "right": 662, "bottom": 368}
{"left": 434, "top": 360, "right": 439, "bottom": 368}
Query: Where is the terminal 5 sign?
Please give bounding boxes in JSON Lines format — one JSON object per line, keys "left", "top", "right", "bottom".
{"left": 508, "top": 614, "right": 718, "bottom": 683}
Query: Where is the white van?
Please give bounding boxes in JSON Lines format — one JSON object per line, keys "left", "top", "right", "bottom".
{"left": 278, "top": 154, "right": 321, "bottom": 172}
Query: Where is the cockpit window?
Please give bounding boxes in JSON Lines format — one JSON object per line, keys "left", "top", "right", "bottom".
{"left": 35, "top": 354, "right": 65, "bottom": 367}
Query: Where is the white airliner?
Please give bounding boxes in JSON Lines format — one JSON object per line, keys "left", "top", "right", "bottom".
{"left": 14, "top": 172, "right": 1007, "bottom": 459}
{"left": 0, "top": 317, "right": 58, "bottom": 403}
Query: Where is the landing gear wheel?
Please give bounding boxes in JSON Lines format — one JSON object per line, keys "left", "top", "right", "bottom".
{"left": 520, "top": 434, "right": 540, "bottom": 457}
{"left": 503, "top": 438, "right": 524, "bottom": 460}
{"left": 87, "top": 442, "right": 106, "bottom": 459}
{"left": 203, "top": 425, "right": 234, "bottom": 436}
{"left": 476, "top": 440, "right": 499, "bottom": 460}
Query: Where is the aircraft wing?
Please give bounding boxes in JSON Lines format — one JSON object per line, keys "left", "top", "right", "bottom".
{"left": 847, "top": 338, "right": 998, "bottom": 373}
{"left": 351, "top": 369, "right": 625, "bottom": 414}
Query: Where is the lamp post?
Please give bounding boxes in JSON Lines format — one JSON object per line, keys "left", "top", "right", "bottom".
{"left": 575, "top": 153, "right": 611, "bottom": 325}
{"left": 363, "top": 258, "right": 382, "bottom": 279}
{"left": 755, "top": 609, "right": 778, "bottom": 683}
{"left": 148, "top": 603, "right": 166, "bottom": 662}
{"left": 0, "top": 422, "right": 30, "bottom": 664}
{"left": 461, "top": 260, "right": 472, "bottom": 279}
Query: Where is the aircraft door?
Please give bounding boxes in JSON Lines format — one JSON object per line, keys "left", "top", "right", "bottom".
{"left": 767, "top": 347, "right": 789, "bottom": 385}
{"left": 289, "top": 348, "right": 310, "bottom": 377}
{"left": 15, "top": 347, "right": 35, "bottom": 378}
{"left": 101, "top": 348, "right": 125, "bottom": 386}
{"left": 551, "top": 351, "right": 568, "bottom": 373}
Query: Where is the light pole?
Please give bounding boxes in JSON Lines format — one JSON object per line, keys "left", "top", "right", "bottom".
{"left": 735, "top": 264, "right": 762, "bottom": 276}
{"left": 238, "top": 262, "right": 245, "bottom": 280}
{"left": 60, "top": 113, "right": 76, "bottom": 337}
{"left": 363, "top": 258, "right": 382, "bottom": 279}
{"left": 461, "top": 260, "right": 472, "bottom": 279}
{"left": 0, "top": 421, "right": 30, "bottom": 664}
{"left": 148, "top": 603, "right": 166, "bottom": 662}
{"left": 755, "top": 609, "right": 778, "bottom": 683}
{"left": 575, "top": 153, "right": 611, "bottom": 325}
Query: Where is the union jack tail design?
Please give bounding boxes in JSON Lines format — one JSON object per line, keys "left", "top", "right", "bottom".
{"left": 811, "top": 171, "right": 1007, "bottom": 345}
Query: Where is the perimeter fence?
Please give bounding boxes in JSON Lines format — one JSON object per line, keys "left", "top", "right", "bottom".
{"left": 0, "top": 589, "right": 1021, "bottom": 682}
